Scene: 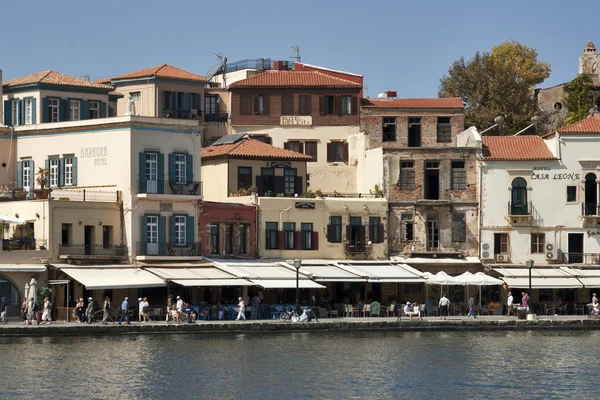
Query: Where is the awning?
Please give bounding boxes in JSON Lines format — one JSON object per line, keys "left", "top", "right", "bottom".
{"left": 0, "top": 264, "right": 47, "bottom": 273}
{"left": 172, "top": 279, "right": 252, "bottom": 287}
{"left": 291, "top": 264, "right": 366, "bottom": 282}
{"left": 0, "top": 215, "right": 26, "bottom": 225}
{"left": 249, "top": 279, "right": 325, "bottom": 289}
{"left": 214, "top": 261, "right": 308, "bottom": 280}
{"left": 57, "top": 265, "right": 166, "bottom": 290}
{"left": 560, "top": 267, "right": 600, "bottom": 288}
{"left": 493, "top": 267, "right": 583, "bottom": 289}
{"left": 336, "top": 262, "right": 425, "bottom": 282}
{"left": 145, "top": 267, "right": 236, "bottom": 280}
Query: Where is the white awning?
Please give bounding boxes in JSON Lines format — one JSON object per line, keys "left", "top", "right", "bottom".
{"left": 172, "top": 279, "right": 252, "bottom": 287}
{"left": 0, "top": 215, "right": 26, "bottom": 224}
{"left": 494, "top": 267, "right": 583, "bottom": 289}
{"left": 249, "top": 279, "right": 325, "bottom": 289}
{"left": 57, "top": 265, "right": 166, "bottom": 290}
{"left": 335, "top": 263, "right": 425, "bottom": 282}
{"left": 560, "top": 267, "right": 600, "bottom": 288}
{"left": 214, "top": 262, "right": 307, "bottom": 280}
{"left": 145, "top": 267, "right": 236, "bottom": 280}
{"left": 291, "top": 264, "right": 366, "bottom": 282}
{"left": 0, "top": 264, "right": 47, "bottom": 272}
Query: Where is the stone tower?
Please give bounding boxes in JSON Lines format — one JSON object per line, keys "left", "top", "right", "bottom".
{"left": 579, "top": 40, "right": 600, "bottom": 82}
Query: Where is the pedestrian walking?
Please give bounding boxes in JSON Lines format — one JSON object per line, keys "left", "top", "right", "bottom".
{"left": 1, "top": 297, "right": 8, "bottom": 325}
{"left": 41, "top": 297, "right": 52, "bottom": 324}
{"left": 506, "top": 292, "right": 513, "bottom": 317}
{"left": 26, "top": 297, "right": 36, "bottom": 325}
{"left": 522, "top": 292, "right": 529, "bottom": 312}
{"left": 467, "top": 294, "right": 477, "bottom": 319}
{"left": 102, "top": 296, "right": 111, "bottom": 325}
{"left": 439, "top": 294, "right": 450, "bottom": 320}
{"left": 85, "top": 297, "right": 94, "bottom": 324}
{"left": 119, "top": 297, "right": 130, "bottom": 325}
{"left": 138, "top": 298, "right": 144, "bottom": 322}
{"left": 235, "top": 297, "right": 246, "bottom": 321}
{"left": 166, "top": 294, "right": 173, "bottom": 322}
{"left": 141, "top": 297, "right": 150, "bottom": 322}
{"left": 75, "top": 298, "right": 84, "bottom": 323}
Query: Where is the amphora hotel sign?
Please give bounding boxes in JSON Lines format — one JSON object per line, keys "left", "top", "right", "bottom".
{"left": 80, "top": 146, "right": 108, "bottom": 166}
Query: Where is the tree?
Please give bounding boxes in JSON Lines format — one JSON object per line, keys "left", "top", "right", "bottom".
{"left": 439, "top": 40, "right": 551, "bottom": 134}
{"left": 563, "top": 75, "right": 594, "bottom": 126}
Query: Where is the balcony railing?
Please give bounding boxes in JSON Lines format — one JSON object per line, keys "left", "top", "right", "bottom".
{"left": 138, "top": 180, "right": 202, "bottom": 196}
{"left": 2, "top": 238, "right": 46, "bottom": 251}
{"left": 582, "top": 203, "right": 600, "bottom": 216}
{"left": 59, "top": 244, "right": 128, "bottom": 257}
{"left": 1, "top": 188, "right": 120, "bottom": 203}
{"left": 508, "top": 201, "right": 532, "bottom": 216}
{"left": 160, "top": 108, "right": 202, "bottom": 120}
{"left": 344, "top": 241, "right": 371, "bottom": 255}
{"left": 562, "top": 253, "right": 600, "bottom": 265}
{"left": 137, "top": 242, "right": 201, "bottom": 257}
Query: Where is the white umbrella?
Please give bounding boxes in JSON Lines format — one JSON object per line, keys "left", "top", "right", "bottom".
{"left": 457, "top": 271, "right": 503, "bottom": 309}
{"left": 427, "top": 271, "right": 464, "bottom": 286}
{"left": 27, "top": 278, "right": 37, "bottom": 304}
{"left": 0, "top": 215, "right": 26, "bottom": 224}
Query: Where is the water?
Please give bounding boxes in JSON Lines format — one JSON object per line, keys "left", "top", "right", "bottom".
{"left": 0, "top": 330, "right": 596, "bottom": 400}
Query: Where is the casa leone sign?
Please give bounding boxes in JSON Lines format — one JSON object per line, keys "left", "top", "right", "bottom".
{"left": 530, "top": 166, "right": 580, "bottom": 180}
{"left": 280, "top": 116, "right": 312, "bottom": 126}
{"left": 80, "top": 146, "right": 108, "bottom": 166}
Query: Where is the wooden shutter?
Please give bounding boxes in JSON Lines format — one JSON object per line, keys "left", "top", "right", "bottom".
{"left": 183, "top": 93, "right": 190, "bottom": 110}
{"left": 186, "top": 155, "right": 193, "bottom": 184}
{"left": 346, "top": 225, "right": 352, "bottom": 243}
{"left": 71, "top": 157, "right": 78, "bottom": 186}
{"left": 342, "top": 142, "right": 349, "bottom": 164}
{"left": 359, "top": 225, "right": 366, "bottom": 244}
{"left": 334, "top": 96, "right": 342, "bottom": 115}
{"left": 378, "top": 223, "right": 385, "bottom": 243}
{"left": 263, "top": 95, "right": 270, "bottom": 116}
{"left": 265, "top": 229, "right": 271, "bottom": 249}
{"left": 327, "top": 224, "right": 333, "bottom": 242}
{"left": 351, "top": 96, "right": 358, "bottom": 115}
{"left": 80, "top": 100, "right": 89, "bottom": 120}
{"left": 169, "top": 215, "right": 177, "bottom": 245}
{"left": 168, "top": 154, "right": 176, "bottom": 183}
{"left": 312, "top": 231, "right": 319, "bottom": 250}
{"left": 61, "top": 99, "right": 69, "bottom": 122}
{"left": 19, "top": 99, "right": 25, "bottom": 125}
{"left": 278, "top": 231, "right": 284, "bottom": 249}
{"left": 139, "top": 215, "right": 148, "bottom": 255}
{"left": 295, "top": 176, "right": 303, "bottom": 195}
{"left": 31, "top": 98, "right": 37, "bottom": 123}
{"left": 186, "top": 216, "right": 194, "bottom": 246}
{"left": 326, "top": 143, "right": 333, "bottom": 163}
{"left": 42, "top": 98, "right": 49, "bottom": 123}
{"left": 295, "top": 231, "right": 302, "bottom": 250}
{"left": 59, "top": 158, "right": 65, "bottom": 187}
{"left": 253, "top": 96, "right": 260, "bottom": 115}
{"left": 298, "top": 142, "right": 304, "bottom": 154}
{"left": 138, "top": 153, "right": 146, "bottom": 192}
{"left": 16, "top": 161, "right": 23, "bottom": 189}
{"left": 319, "top": 96, "right": 324, "bottom": 115}
{"left": 256, "top": 175, "right": 264, "bottom": 195}
{"left": 3, "top": 100, "right": 11, "bottom": 126}
{"left": 274, "top": 176, "right": 285, "bottom": 194}
{"left": 100, "top": 102, "right": 107, "bottom": 118}
{"left": 157, "top": 153, "right": 165, "bottom": 194}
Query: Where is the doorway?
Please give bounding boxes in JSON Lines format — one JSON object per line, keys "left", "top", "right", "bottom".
{"left": 426, "top": 214, "right": 439, "bottom": 251}
{"left": 102, "top": 226, "right": 112, "bottom": 249}
{"left": 568, "top": 233, "right": 584, "bottom": 264}
{"left": 511, "top": 177, "right": 528, "bottom": 215}
{"left": 424, "top": 161, "right": 440, "bottom": 200}
{"left": 584, "top": 173, "right": 597, "bottom": 216}
{"left": 84, "top": 225, "right": 95, "bottom": 255}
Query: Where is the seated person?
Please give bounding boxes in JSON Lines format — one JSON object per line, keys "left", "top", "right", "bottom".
{"left": 188, "top": 310, "right": 197, "bottom": 323}
{"left": 487, "top": 300, "right": 500, "bottom": 313}
{"left": 412, "top": 303, "right": 423, "bottom": 321}
{"left": 404, "top": 302, "right": 416, "bottom": 320}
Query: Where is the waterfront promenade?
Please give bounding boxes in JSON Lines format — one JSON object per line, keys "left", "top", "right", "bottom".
{"left": 1, "top": 314, "right": 598, "bottom": 336}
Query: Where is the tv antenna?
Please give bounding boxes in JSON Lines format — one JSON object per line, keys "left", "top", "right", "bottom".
{"left": 213, "top": 52, "right": 227, "bottom": 87}
{"left": 81, "top": 74, "right": 90, "bottom": 82}
{"left": 290, "top": 46, "right": 301, "bottom": 63}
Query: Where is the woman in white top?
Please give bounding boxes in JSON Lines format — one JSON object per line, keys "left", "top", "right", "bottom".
{"left": 41, "top": 297, "right": 52, "bottom": 324}
{"left": 506, "top": 292, "right": 514, "bottom": 317}
{"left": 141, "top": 297, "right": 150, "bottom": 322}
{"left": 236, "top": 297, "right": 246, "bottom": 321}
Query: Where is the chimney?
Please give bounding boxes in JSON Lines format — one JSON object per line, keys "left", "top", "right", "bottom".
{"left": 273, "top": 61, "right": 284, "bottom": 71}
{"left": 384, "top": 91, "right": 397, "bottom": 98}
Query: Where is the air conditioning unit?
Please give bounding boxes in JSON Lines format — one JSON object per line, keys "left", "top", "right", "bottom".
{"left": 545, "top": 243, "right": 558, "bottom": 260}
{"left": 495, "top": 253, "right": 510, "bottom": 263}
{"left": 481, "top": 243, "right": 493, "bottom": 260}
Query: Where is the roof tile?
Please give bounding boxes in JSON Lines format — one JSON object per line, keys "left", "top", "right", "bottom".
{"left": 98, "top": 64, "right": 207, "bottom": 84}
{"left": 4, "top": 70, "right": 114, "bottom": 90}
{"left": 201, "top": 137, "right": 313, "bottom": 161}
{"left": 482, "top": 136, "right": 555, "bottom": 160}
{"left": 361, "top": 97, "right": 464, "bottom": 109}
{"left": 229, "top": 70, "right": 362, "bottom": 88}
{"left": 552, "top": 116, "right": 600, "bottom": 134}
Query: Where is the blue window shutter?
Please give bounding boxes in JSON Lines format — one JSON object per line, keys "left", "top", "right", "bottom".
{"left": 61, "top": 99, "right": 69, "bottom": 121}
{"left": 72, "top": 157, "right": 78, "bottom": 186}
{"left": 42, "top": 98, "right": 49, "bottom": 123}
{"left": 183, "top": 93, "right": 190, "bottom": 110}
{"left": 80, "top": 100, "right": 89, "bottom": 120}
{"left": 186, "top": 216, "right": 194, "bottom": 245}
{"left": 45, "top": 158, "right": 49, "bottom": 172}
{"left": 4, "top": 100, "right": 12, "bottom": 126}
{"left": 169, "top": 215, "right": 176, "bottom": 245}
{"left": 171, "top": 92, "right": 176, "bottom": 109}
{"left": 19, "top": 99, "right": 24, "bottom": 125}
{"left": 138, "top": 152, "right": 147, "bottom": 193}
{"left": 31, "top": 98, "right": 37, "bottom": 124}
{"left": 186, "top": 154, "right": 193, "bottom": 184}
{"left": 168, "top": 153, "right": 176, "bottom": 183}
{"left": 157, "top": 153, "right": 165, "bottom": 194}
{"left": 109, "top": 106, "right": 114, "bottom": 117}
{"left": 59, "top": 158, "right": 65, "bottom": 186}
{"left": 30, "top": 160, "right": 35, "bottom": 191}
{"left": 163, "top": 91, "right": 170, "bottom": 110}
{"left": 158, "top": 216, "right": 167, "bottom": 255}
{"left": 140, "top": 215, "right": 147, "bottom": 255}
{"left": 16, "top": 161, "right": 23, "bottom": 189}
{"left": 100, "top": 102, "right": 107, "bottom": 118}
{"left": 195, "top": 94, "right": 201, "bottom": 111}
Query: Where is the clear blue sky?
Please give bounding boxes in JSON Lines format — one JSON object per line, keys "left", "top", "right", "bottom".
{"left": 0, "top": 0, "right": 595, "bottom": 98}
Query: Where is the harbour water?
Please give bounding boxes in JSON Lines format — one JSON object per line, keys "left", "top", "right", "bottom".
{"left": 0, "top": 330, "right": 595, "bottom": 400}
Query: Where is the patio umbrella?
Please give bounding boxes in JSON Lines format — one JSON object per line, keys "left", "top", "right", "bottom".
{"left": 457, "top": 271, "right": 503, "bottom": 309}
{"left": 425, "top": 271, "right": 464, "bottom": 304}
{"left": 0, "top": 215, "right": 26, "bottom": 224}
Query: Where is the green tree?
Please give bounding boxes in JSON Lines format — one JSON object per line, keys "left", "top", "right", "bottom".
{"left": 563, "top": 75, "right": 594, "bottom": 126}
{"left": 439, "top": 40, "right": 551, "bottom": 134}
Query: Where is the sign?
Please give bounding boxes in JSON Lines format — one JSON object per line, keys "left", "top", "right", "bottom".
{"left": 280, "top": 116, "right": 312, "bottom": 126}
{"left": 587, "top": 231, "right": 600, "bottom": 237}
{"left": 531, "top": 166, "right": 580, "bottom": 180}
{"left": 160, "top": 202, "right": 173, "bottom": 212}
{"left": 271, "top": 162, "right": 291, "bottom": 169}
{"left": 80, "top": 146, "right": 108, "bottom": 166}
{"left": 295, "top": 202, "right": 315, "bottom": 209}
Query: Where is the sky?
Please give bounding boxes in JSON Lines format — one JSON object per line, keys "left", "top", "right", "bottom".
{"left": 0, "top": 0, "right": 596, "bottom": 98}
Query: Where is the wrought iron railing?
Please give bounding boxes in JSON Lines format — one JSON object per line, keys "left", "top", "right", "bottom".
{"left": 159, "top": 108, "right": 202, "bottom": 120}
{"left": 582, "top": 203, "right": 600, "bottom": 216}
{"left": 1, "top": 238, "right": 46, "bottom": 251}
{"left": 59, "top": 244, "right": 128, "bottom": 257}
{"left": 508, "top": 201, "right": 532, "bottom": 216}
{"left": 138, "top": 180, "right": 202, "bottom": 196}
{"left": 1, "top": 188, "right": 120, "bottom": 202}
{"left": 137, "top": 242, "right": 201, "bottom": 257}
{"left": 562, "top": 253, "right": 600, "bottom": 265}
{"left": 345, "top": 241, "right": 371, "bottom": 255}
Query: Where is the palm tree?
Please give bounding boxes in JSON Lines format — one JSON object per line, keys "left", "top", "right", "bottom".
{"left": 36, "top": 168, "right": 49, "bottom": 191}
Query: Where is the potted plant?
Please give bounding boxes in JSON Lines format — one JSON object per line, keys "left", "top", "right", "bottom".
{"left": 314, "top": 189, "right": 323, "bottom": 198}
{"left": 248, "top": 186, "right": 258, "bottom": 194}
{"left": 35, "top": 168, "right": 50, "bottom": 199}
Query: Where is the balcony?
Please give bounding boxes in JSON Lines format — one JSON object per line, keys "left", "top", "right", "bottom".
{"left": 507, "top": 201, "right": 533, "bottom": 225}
{"left": 159, "top": 108, "right": 203, "bottom": 120}
{"left": 344, "top": 241, "right": 371, "bottom": 258}
{"left": 581, "top": 203, "right": 600, "bottom": 227}
{"left": 137, "top": 180, "right": 202, "bottom": 199}
{"left": 1, "top": 238, "right": 50, "bottom": 263}
{"left": 136, "top": 242, "right": 201, "bottom": 261}
{"left": 562, "top": 253, "right": 600, "bottom": 265}
{"left": 204, "top": 113, "right": 228, "bottom": 122}
{"left": 59, "top": 244, "right": 128, "bottom": 261}
{"left": 1, "top": 188, "right": 120, "bottom": 203}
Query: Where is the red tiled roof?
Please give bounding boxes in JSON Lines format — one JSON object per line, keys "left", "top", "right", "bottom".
{"left": 201, "top": 137, "right": 312, "bottom": 161}
{"left": 4, "top": 70, "right": 114, "bottom": 90}
{"left": 361, "top": 97, "right": 464, "bottom": 109}
{"left": 229, "top": 70, "right": 362, "bottom": 88}
{"left": 482, "top": 136, "right": 555, "bottom": 160}
{"left": 550, "top": 116, "right": 600, "bottom": 135}
{"left": 98, "top": 64, "right": 207, "bottom": 84}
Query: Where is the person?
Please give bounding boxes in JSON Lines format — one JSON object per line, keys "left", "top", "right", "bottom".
{"left": 235, "top": 297, "right": 246, "bottom": 321}
{"left": 102, "top": 296, "right": 111, "bottom": 325}
{"left": 21, "top": 297, "right": 27, "bottom": 324}
{"left": 138, "top": 298, "right": 144, "bottom": 322}
{"left": 85, "top": 297, "right": 95, "bottom": 324}
{"left": 176, "top": 296, "right": 184, "bottom": 322}
{"left": 75, "top": 298, "right": 84, "bottom": 323}
{"left": 506, "top": 292, "right": 514, "bottom": 317}
{"left": 424, "top": 298, "right": 434, "bottom": 317}
{"left": 1, "top": 297, "right": 7, "bottom": 325}
{"left": 592, "top": 293, "right": 598, "bottom": 307}
{"left": 522, "top": 292, "right": 529, "bottom": 312}
{"left": 412, "top": 303, "right": 422, "bottom": 321}
{"left": 166, "top": 294, "right": 173, "bottom": 322}
{"left": 439, "top": 294, "right": 450, "bottom": 320}
{"left": 41, "top": 297, "right": 52, "bottom": 324}
{"left": 404, "top": 302, "right": 415, "bottom": 320}
{"left": 593, "top": 295, "right": 600, "bottom": 320}
{"left": 141, "top": 297, "right": 150, "bottom": 322}
{"left": 119, "top": 297, "right": 130, "bottom": 325}
{"left": 467, "top": 295, "right": 477, "bottom": 319}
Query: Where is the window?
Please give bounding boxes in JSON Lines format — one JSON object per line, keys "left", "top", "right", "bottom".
{"left": 64, "top": 157, "right": 73, "bottom": 186}
{"left": 163, "top": 91, "right": 173, "bottom": 109}
{"left": 70, "top": 100, "right": 80, "bottom": 121}
{"left": 210, "top": 223, "right": 220, "bottom": 254}
{"left": 12, "top": 101, "right": 18, "bottom": 125}
{"left": 175, "top": 154, "right": 186, "bottom": 184}
{"left": 284, "top": 168, "right": 297, "bottom": 194}
{"left": 239, "top": 224, "right": 248, "bottom": 254}
{"left": 399, "top": 161, "right": 415, "bottom": 190}
{"left": 408, "top": 117, "right": 421, "bottom": 147}
{"left": 426, "top": 213, "right": 439, "bottom": 251}
{"left": 261, "top": 168, "right": 275, "bottom": 194}
{"left": 22, "top": 160, "right": 32, "bottom": 191}
{"left": 89, "top": 101, "right": 100, "bottom": 119}
{"left": 205, "top": 96, "right": 218, "bottom": 117}
{"left": 240, "top": 95, "right": 253, "bottom": 115}
{"left": 238, "top": 167, "right": 252, "bottom": 190}
{"left": 304, "top": 141, "right": 317, "bottom": 161}
{"left": 452, "top": 212, "right": 466, "bottom": 242}
{"left": 369, "top": 217, "right": 382, "bottom": 243}
{"left": 424, "top": 161, "right": 440, "bottom": 200}
{"left": 283, "top": 222, "right": 295, "bottom": 249}
{"left": 146, "top": 216, "right": 159, "bottom": 255}
{"left": 282, "top": 94, "right": 294, "bottom": 115}
{"left": 61, "top": 223, "right": 72, "bottom": 246}
{"left": 177, "top": 92, "right": 184, "bottom": 109}
{"left": 494, "top": 233, "right": 509, "bottom": 254}
{"left": 323, "top": 95, "right": 335, "bottom": 115}
{"left": 451, "top": 161, "right": 466, "bottom": 190}
{"left": 190, "top": 94, "right": 197, "bottom": 110}
{"left": 25, "top": 99, "right": 32, "bottom": 124}
{"left": 567, "top": 186, "right": 577, "bottom": 203}
{"left": 286, "top": 141, "right": 302, "bottom": 153}
{"left": 146, "top": 153, "right": 158, "bottom": 193}
{"left": 328, "top": 216, "right": 342, "bottom": 243}
{"left": 49, "top": 158, "right": 59, "bottom": 187}
{"left": 225, "top": 223, "right": 233, "bottom": 254}
{"left": 383, "top": 117, "right": 396, "bottom": 142}
{"left": 400, "top": 214, "right": 414, "bottom": 241}
{"left": 301, "top": 223, "right": 313, "bottom": 250}
{"left": 255, "top": 95, "right": 269, "bottom": 115}
{"left": 49, "top": 98, "right": 59, "bottom": 123}
{"left": 174, "top": 216, "right": 186, "bottom": 246}
{"left": 299, "top": 95, "right": 311, "bottom": 115}
{"left": 130, "top": 92, "right": 141, "bottom": 101}
{"left": 437, "top": 117, "right": 452, "bottom": 143}
{"left": 531, "top": 233, "right": 545, "bottom": 254}
{"left": 330, "top": 142, "right": 345, "bottom": 162}
{"left": 511, "top": 177, "right": 528, "bottom": 215}
{"left": 341, "top": 96, "right": 352, "bottom": 115}
{"left": 266, "top": 222, "right": 278, "bottom": 250}
{"left": 103, "top": 225, "right": 113, "bottom": 249}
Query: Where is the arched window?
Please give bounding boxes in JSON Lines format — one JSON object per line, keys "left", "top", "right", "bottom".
{"left": 584, "top": 173, "right": 597, "bottom": 216}
{"left": 511, "top": 177, "right": 528, "bottom": 215}
{"left": 0, "top": 275, "right": 21, "bottom": 316}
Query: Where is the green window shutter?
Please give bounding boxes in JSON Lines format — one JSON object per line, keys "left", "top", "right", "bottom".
{"left": 157, "top": 153, "right": 165, "bottom": 194}
{"left": 108, "top": 106, "right": 114, "bottom": 117}
{"left": 59, "top": 158, "right": 65, "bottom": 187}
{"left": 31, "top": 98, "right": 37, "bottom": 124}
{"left": 158, "top": 216, "right": 166, "bottom": 255}
{"left": 100, "top": 102, "right": 107, "bottom": 118}
{"left": 80, "top": 100, "right": 89, "bottom": 120}
{"left": 195, "top": 94, "right": 201, "bottom": 111}
{"left": 169, "top": 215, "right": 177, "bottom": 245}
{"left": 183, "top": 93, "right": 190, "bottom": 110}
{"left": 45, "top": 159, "right": 49, "bottom": 172}
{"left": 138, "top": 152, "right": 147, "bottom": 193}
{"left": 186, "top": 216, "right": 194, "bottom": 245}
{"left": 4, "top": 100, "right": 11, "bottom": 126}
{"left": 61, "top": 99, "right": 69, "bottom": 121}
{"left": 186, "top": 154, "right": 193, "bottom": 184}
{"left": 30, "top": 160, "right": 35, "bottom": 191}
{"left": 16, "top": 161, "right": 23, "bottom": 189}
{"left": 72, "top": 157, "right": 78, "bottom": 186}
{"left": 42, "top": 98, "right": 49, "bottom": 123}
{"left": 140, "top": 215, "right": 148, "bottom": 255}
{"left": 19, "top": 99, "right": 25, "bottom": 125}
{"left": 168, "top": 153, "right": 176, "bottom": 183}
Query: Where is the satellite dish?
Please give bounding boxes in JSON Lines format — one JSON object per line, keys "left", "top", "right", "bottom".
{"left": 377, "top": 93, "right": 388, "bottom": 99}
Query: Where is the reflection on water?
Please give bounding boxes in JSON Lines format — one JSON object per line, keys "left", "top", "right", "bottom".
{"left": 0, "top": 330, "right": 597, "bottom": 400}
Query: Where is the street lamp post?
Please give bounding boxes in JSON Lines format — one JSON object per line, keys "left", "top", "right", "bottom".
{"left": 526, "top": 259, "right": 534, "bottom": 314}
{"left": 294, "top": 259, "right": 301, "bottom": 308}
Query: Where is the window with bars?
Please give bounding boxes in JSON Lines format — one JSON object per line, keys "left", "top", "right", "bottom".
{"left": 400, "top": 214, "right": 414, "bottom": 241}
{"left": 451, "top": 161, "right": 466, "bottom": 190}
{"left": 437, "top": 117, "right": 452, "bottom": 142}
{"left": 531, "top": 233, "right": 545, "bottom": 253}
{"left": 399, "top": 161, "right": 415, "bottom": 190}
{"left": 452, "top": 212, "right": 466, "bottom": 242}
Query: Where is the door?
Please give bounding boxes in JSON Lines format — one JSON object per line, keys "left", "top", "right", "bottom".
{"left": 584, "top": 173, "right": 597, "bottom": 216}
{"left": 426, "top": 215, "right": 439, "bottom": 251}
{"left": 349, "top": 217, "right": 361, "bottom": 245}
{"left": 261, "top": 168, "right": 275, "bottom": 194}
{"left": 424, "top": 162, "right": 440, "bottom": 200}
{"left": 511, "top": 178, "right": 528, "bottom": 215}
{"left": 102, "top": 226, "right": 112, "bottom": 249}
{"left": 84, "top": 225, "right": 94, "bottom": 255}
{"left": 146, "top": 153, "right": 158, "bottom": 193}
{"left": 146, "top": 216, "right": 159, "bottom": 255}
{"left": 568, "top": 233, "right": 584, "bottom": 264}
